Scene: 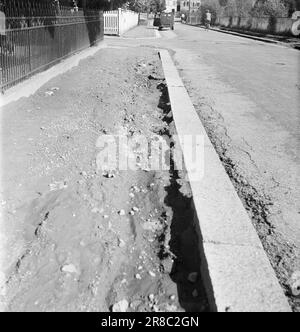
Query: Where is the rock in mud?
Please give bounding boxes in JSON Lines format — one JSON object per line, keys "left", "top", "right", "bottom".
{"left": 130, "top": 300, "right": 142, "bottom": 310}
{"left": 170, "top": 295, "right": 176, "bottom": 301}
{"left": 290, "top": 271, "right": 300, "bottom": 296}
{"left": 118, "top": 210, "right": 126, "bottom": 216}
{"left": 118, "top": 238, "right": 126, "bottom": 248}
{"left": 102, "top": 171, "right": 116, "bottom": 179}
{"left": 112, "top": 299, "right": 129, "bottom": 312}
{"left": 49, "top": 181, "right": 68, "bottom": 191}
{"left": 165, "top": 304, "right": 178, "bottom": 312}
{"left": 148, "top": 294, "right": 155, "bottom": 302}
{"left": 161, "top": 258, "right": 173, "bottom": 274}
{"left": 61, "top": 264, "right": 78, "bottom": 274}
{"left": 192, "top": 289, "right": 199, "bottom": 298}
{"left": 187, "top": 272, "right": 198, "bottom": 283}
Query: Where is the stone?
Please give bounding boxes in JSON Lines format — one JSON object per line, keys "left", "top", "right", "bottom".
{"left": 61, "top": 264, "right": 78, "bottom": 274}
{"left": 130, "top": 300, "right": 142, "bottom": 309}
{"left": 118, "top": 210, "right": 126, "bottom": 216}
{"left": 188, "top": 272, "right": 198, "bottom": 283}
{"left": 148, "top": 294, "right": 155, "bottom": 302}
{"left": 290, "top": 271, "right": 300, "bottom": 296}
{"left": 165, "top": 304, "right": 178, "bottom": 312}
{"left": 192, "top": 289, "right": 198, "bottom": 298}
{"left": 118, "top": 238, "right": 126, "bottom": 248}
{"left": 112, "top": 299, "right": 129, "bottom": 312}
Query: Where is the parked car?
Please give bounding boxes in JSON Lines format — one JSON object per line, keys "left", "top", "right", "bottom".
{"left": 153, "top": 12, "right": 174, "bottom": 31}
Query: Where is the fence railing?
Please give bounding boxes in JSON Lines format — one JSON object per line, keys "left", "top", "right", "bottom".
{"left": 0, "top": 11, "right": 104, "bottom": 92}
{"left": 104, "top": 9, "right": 139, "bottom": 36}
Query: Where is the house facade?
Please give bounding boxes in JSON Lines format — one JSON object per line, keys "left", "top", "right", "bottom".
{"left": 165, "top": 0, "right": 177, "bottom": 13}
{"left": 179, "top": 0, "right": 201, "bottom": 13}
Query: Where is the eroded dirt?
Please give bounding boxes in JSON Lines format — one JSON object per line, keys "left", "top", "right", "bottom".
{"left": 0, "top": 47, "right": 208, "bottom": 312}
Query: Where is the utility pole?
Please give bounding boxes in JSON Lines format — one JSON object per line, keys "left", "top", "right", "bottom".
{"left": 188, "top": 0, "right": 191, "bottom": 24}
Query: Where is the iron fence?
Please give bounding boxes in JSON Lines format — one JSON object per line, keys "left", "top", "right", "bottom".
{"left": 0, "top": 1, "right": 104, "bottom": 92}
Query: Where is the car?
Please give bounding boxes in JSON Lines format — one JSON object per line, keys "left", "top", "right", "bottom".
{"left": 153, "top": 12, "right": 175, "bottom": 31}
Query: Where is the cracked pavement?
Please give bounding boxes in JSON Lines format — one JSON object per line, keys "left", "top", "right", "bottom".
{"left": 107, "top": 23, "right": 300, "bottom": 310}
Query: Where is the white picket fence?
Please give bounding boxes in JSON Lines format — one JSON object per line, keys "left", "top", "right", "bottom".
{"left": 104, "top": 9, "right": 139, "bottom": 36}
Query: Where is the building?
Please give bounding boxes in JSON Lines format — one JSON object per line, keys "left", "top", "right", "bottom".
{"left": 180, "top": 0, "right": 201, "bottom": 13}
{"left": 165, "top": 0, "right": 177, "bottom": 13}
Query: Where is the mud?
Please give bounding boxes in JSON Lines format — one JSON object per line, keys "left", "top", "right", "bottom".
{"left": 0, "top": 47, "right": 208, "bottom": 312}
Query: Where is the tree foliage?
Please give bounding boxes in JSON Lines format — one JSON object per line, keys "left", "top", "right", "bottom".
{"left": 86, "top": 0, "right": 165, "bottom": 12}
{"left": 251, "top": 0, "right": 289, "bottom": 17}
{"left": 84, "top": 0, "right": 299, "bottom": 16}
{"left": 198, "top": 0, "right": 298, "bottom": 18}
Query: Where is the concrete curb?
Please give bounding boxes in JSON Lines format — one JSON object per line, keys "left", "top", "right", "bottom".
{"left": 159, "top": 49, "right": 291, "bottom": 312}
{"left": 212, "top": 28, "right": 300, "bottom": 50}
{"left": 210, "top": 27, "right": 280, "bottom": 44}
{"left": 1, "top": 42, "right": 107, "bottom": 108}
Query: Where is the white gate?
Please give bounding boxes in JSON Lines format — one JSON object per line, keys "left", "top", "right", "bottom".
{"left": 104, "top": 10, "right": 119, "bottom": 35}
{"left": 104, "top": 9, "right": 139, "bottom": 36}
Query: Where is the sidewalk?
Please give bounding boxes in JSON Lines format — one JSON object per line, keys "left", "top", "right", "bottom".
{"left": 0, "top": 44, "right": 208, "bottom": 312}
{"left": 121, "top": 25, "right": 159, "bottom": 39}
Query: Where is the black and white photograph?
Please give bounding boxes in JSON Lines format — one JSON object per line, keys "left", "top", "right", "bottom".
{"left": 0, "top": 0, "right": 299, "bottom": 316}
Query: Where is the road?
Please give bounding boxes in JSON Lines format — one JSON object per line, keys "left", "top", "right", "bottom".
{"left": 109, "top": 23, "right": 300, "bottom": 308}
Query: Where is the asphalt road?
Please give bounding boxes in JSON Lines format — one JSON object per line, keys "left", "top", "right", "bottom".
{"left": 170, "top": 24, "right": 299, "bottom": 140}
{"left": 109, "top": 23, "right": 300, "bottom": 299}
{"left": 162, "top": 23, "right": 300, "bottom": 308}
{"left": 173, "top": 23, "right": 300, "bottom": 276}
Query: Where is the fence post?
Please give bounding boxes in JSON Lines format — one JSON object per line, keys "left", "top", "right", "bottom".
{"left": 118, "top": 8, "right": 121, "bottom": 36}
{"left": 27, "top": 29, "right": 32, "bottom": 72}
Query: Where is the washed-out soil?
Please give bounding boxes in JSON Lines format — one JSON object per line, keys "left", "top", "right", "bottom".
{"left": 0, "top": 47, "right": 208, "bottom": 312}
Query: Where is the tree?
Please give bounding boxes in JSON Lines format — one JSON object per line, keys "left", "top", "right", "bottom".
{"left": 149, "top": 0, "right": 166, "bottom": 13}
{"left": 251, "top": 0, "right": 289, "bottom": 17}
{"left": 126, "top": 0, "right": 149, "bottom": 12}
